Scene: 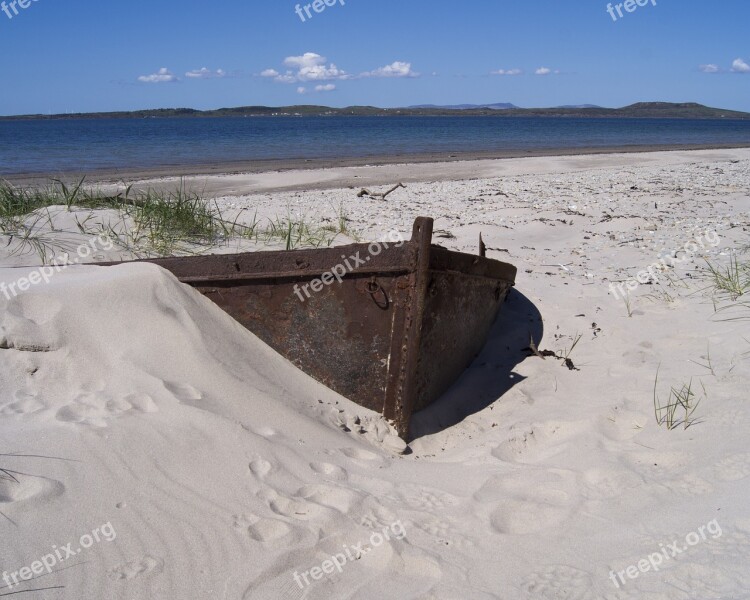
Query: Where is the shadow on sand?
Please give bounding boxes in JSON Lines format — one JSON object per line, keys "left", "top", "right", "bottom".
{"left": 409, "top": 288, "right": 543, "bottom": 441}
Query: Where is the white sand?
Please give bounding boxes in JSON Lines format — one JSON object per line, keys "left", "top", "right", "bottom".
{"left": 2, "top": 148, "right": 750, "bottom": 599}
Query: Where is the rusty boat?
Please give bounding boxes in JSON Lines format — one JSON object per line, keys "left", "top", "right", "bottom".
{"left": 138, "top": 217, "right": 516, "bottom": 438}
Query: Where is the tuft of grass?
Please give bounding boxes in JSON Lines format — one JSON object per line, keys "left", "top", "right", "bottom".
{"left": 653, "top": 366, "right": 705, "bottom": 430}
{"left": 622, "top": 293, "right": 634, "bottom": 317}
{"left": 689, "top": 343, "right": 715, "bottom": 376}
{"left": 261, "top": 214, "right": 337, "bottom": 250}
{"left": 559, "top": 333, "right": 582, "bottom": 362}
{"left": 704, "top": 256, "right": 750, "bottom": 301}
{"left": 122, "top": 183, "right": 225, "bottom": 255}
{"left": 0, "top": 178, "right": 126, "bottom": 261}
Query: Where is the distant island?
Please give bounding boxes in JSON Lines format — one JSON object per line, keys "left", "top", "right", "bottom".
{"left": 2, "top": 102, "right": 749, "bottom": 121}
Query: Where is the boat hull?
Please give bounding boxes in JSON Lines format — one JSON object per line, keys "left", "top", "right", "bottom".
{"left": 138, "top": 217, "right": 516, "bottom": 438}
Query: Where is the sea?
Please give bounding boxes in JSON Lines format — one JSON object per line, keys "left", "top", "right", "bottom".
{"left": 2, "top": 116, "right": 750, "bottom": 175}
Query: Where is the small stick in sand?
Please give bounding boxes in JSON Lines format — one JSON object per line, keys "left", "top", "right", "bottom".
{"left": 523, "top": 334, "right": 555, "bottom": 359}
{"left": 357, "top": 182, "right": 406, "bottom": 200}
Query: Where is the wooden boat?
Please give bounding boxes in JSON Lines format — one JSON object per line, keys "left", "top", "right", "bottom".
{"left": 136, "top": 217, "right": 517, "bottom": 438}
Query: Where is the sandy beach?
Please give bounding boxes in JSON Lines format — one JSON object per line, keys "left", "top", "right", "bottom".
{"left": 2, "top": 147, "right": 750, "bottom": 599}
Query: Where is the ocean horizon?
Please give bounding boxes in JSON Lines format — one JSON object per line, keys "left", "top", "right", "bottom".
{"left": 3, "top": 115, "right": 750, "bottom": 175}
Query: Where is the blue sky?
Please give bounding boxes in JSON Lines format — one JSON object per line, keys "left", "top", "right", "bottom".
{"left": 0, "top": 0, "right": 748, "bottom": 115}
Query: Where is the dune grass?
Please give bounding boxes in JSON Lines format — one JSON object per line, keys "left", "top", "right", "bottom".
{"left": 704, "top": 255, "right": 750, "bottom": 301}
{"left": 119, "top": 184, "right": 230, "bottom": 255}
{"left": 701, "top": 250, "right": 750, "bottom": 321}
{"left": 653, "top": 367, "right": 704, "bottom": 430}
{"left": 0, "top": 178, "right": 344, "bottom": 259}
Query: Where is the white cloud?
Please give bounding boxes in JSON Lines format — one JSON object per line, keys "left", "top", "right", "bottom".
{"left": 535, "top": 67, "right": 552, "bottom": 76}
{"left": 297, "top": 87, "right": 307, "bottom": 94}
{"left": 185, "top": 67, "right": 226, "bottom": 79}
{"left": 699, "top": 64, "right": 720, "bottom": 73}
{"left": 491, "top": 68, "right": 523, "bottom": 76}
{"left": 731, "top": 58, "right": 750, "bottom": 73}
{"left": 137, "top": 68, "right": 178, "bottom": 83}
{"left": 298, "top": 62, "right": 348, "bottom": 81}
{"left": 263, "top": 53, "right": 419, "bottom": 87}
{"left": 283, "top": 52, "right": 326, "bottom": 69}
{"left": 362, "top": 61, "right": 419, "bottom": 78}
{"left": 263, "top": 53, "right": 350, "bottom": 83}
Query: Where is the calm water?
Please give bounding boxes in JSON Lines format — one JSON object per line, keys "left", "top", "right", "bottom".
{"left": 2, "top": 116, "right": 750, "bottom": 175}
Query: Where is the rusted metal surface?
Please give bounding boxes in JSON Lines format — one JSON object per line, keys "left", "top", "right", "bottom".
{"left": 131, "top": 216, "right": 517, "bottom": 438}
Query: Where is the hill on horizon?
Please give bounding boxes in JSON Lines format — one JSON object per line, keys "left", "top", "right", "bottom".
{"left": 1, "top": 102, "right": 749, "bottom": 121}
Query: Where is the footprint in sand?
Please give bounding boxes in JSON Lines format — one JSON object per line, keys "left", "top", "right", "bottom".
{"left": 476, "top": 469, "right": 576, "bottom": 504}
{"left": 340, "top": 447, "right": 381, "bottom": 462}
{"left": 297, "top": 484, "right": 361, "bottom": 513}
{"left": 0, "top": 474, "right": 64, "bottom": 504}
{"left": 521, "top": 565, "right": 617, "bottom": 600}
{"left": 56, "top": 403, "right": 109, "bottom": 428}
{"left": 247, "top": 519, "right": 293, "bottom": 543}
{"left": 624, "top": 450, "right": 693, "bottom": 473}
{"left": 712, "top": 453, "right": 750, "bottom": 482}
{"left": 108, "top": 556, "right": 164, "bottom": 581}
{"left": 491, "top": 420, "right": 589, "bottom": 464}
{"left": 1, "top": 391, "right": 45, "bottom": 415}
{"left": 391, "top": 484, "right": 460, "bottom": 511}
{"left": 581, "top": 467, "right": 644, "bottom": 500}
{"left": 357, "top": 497, "right": 401, "bottom": 527}
{"left": 309, "top": 461, "right": 348, "bottom": 481}
{"left": 489, "top": 499, "right": 571, "bottom": 535}
{"left": 233, "top": 514, "right": 294, "bottom": 543}
{"left": 106, "top": 397, "right": 134, "bottom": 414}
{"left": 163, "top": 381, "right": 203, "bottom": 403}
{"left": 410, "top": 514, "right": 473, "bottom": 551}
{"left": 260, "top": 489, "right": 329, "bottom": 522}
{"left": 233, "top": 514, "right": 313, "bottom": 551}
{"left": 476, "top": 469, "right": 580, "bottom": 535}
{"left": 249, "top": 457, "right": 273, "bottom": 479}
{"left": 124, "top": 393, "right": 158, "bottom": 413}
{"left": 55, "top": 391, "right": 149, "bottom": 427}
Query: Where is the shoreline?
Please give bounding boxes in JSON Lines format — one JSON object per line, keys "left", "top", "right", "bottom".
{"left": 4, "top": 142, "right": 750, "bottom": 187}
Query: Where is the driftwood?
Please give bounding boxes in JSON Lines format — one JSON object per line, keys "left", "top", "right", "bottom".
{"left": 357, "top": 182, "right": 406, "bottom": 200}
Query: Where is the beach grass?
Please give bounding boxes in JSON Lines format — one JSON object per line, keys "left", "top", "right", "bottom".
{"left": 0, "top": 179, "right": 344, "bottom": 258}
{"left": 261, "top": 214, "right": 338, "bottom": 250}
{"left": 653, "top": 367, "right": 704, "bottom": 430}
{"left": 704, "top": 255, "right": 750, "bottom": 301}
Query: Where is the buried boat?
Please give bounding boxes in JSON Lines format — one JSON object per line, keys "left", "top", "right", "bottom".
{"left": 135, "top": 217, "right": 517, "bottom": 438}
